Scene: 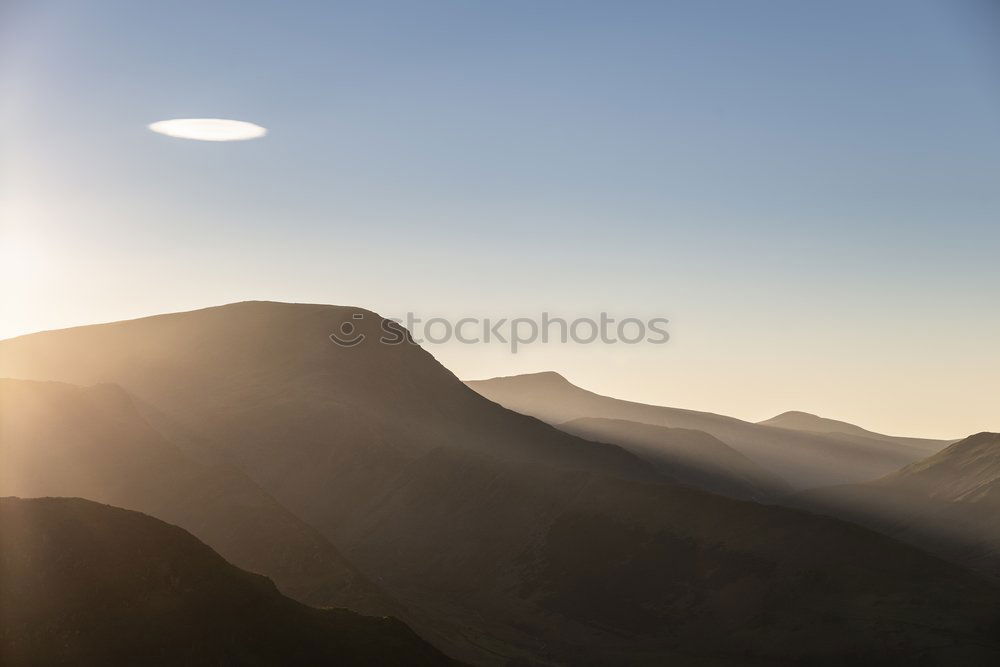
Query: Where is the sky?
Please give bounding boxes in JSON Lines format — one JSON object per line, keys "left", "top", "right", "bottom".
{"left": 1, "top": 0, "right": 998, "bottom": 438}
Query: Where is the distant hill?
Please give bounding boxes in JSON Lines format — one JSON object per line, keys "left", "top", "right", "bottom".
{"left": 467, "top": 371, "right": 945, "bottom": 489}
{"left": 759, "top": 410, "right": 950, "bottom": 454}
{"left": 798, "top": 432, "right": 1000, "bottom": 578}
{"left": 0, "top": 378, "right": 391, "bottom": 616}
{"left": 559, "top": 417, "right": 788, "bottom": 500}
{"left": 0, "top": 497, "right": 455, "bottom": 666}
{"left": 883, "top": 431, "right": 1000, "bottom": 500}
{"left": 4, "top": 302, "right": 1000, "bottom": 664}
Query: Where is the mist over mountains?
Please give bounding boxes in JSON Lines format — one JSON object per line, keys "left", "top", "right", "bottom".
{"left": 468, "top": 370, "right": 1000, "bottom": 582}
{"left": 2, "top": 301, "right": 999, "bottom": 665}
{"left": 466, "top": 371, "right": 950, "bottom": 489}
{"left": 558, "top": 417, "right": 787, "bottom": 500}
{"left": 797, "top": 432, "right": 1000, "bottom": 580}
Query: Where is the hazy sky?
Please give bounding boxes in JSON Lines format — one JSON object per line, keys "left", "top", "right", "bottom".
{"left": 2, "top": 0, "right": 998, "bottom": 438}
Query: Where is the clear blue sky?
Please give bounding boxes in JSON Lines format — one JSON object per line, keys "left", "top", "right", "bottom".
{"left": 2, "top": 0, "right": 998, "bottom": 437}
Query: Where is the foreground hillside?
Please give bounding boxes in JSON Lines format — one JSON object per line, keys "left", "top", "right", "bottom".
{"left": 0, "top": 497, "right": 455, "bottom": 666}
{"left": 799, "top": 432, "right": 1000, "bottom": 578}
{"left": 0, "top": 377, "right": 392, "bottom": 615}
{"left": 2, "top": 301, "right": 999, "bottom": 665}
{"left": 467, "top": 371, "right": 946, "bottom": 489}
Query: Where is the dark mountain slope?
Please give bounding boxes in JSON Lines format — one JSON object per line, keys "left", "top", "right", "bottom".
{"left": 3, "top": 302, "right": 1000, "bottom": 664}
{"left": 559, "top": 417, "right": 788, "bottom": 500}
{"left": 798, "top": 432, "right": 1000, "bottom": 578}
{"left": 467, "top": 371, "right": 939, "bottom": 489}
{"left": 759, "top": 410, "right": 949, "bottom": 454}
{"left": 348, "top": 445, "right": 1000, "bottom": 664}
{"left": 0, "top": 378, "right": 390, "bottom": 614}
{"left": 0, "top": 497, "right": 454, "bottom": 666}
{"left": 879, "top": 431, "right": 1000, "bottom": 500}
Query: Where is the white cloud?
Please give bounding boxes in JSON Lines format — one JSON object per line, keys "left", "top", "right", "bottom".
{"left": 148, "top": 118, "right": 267, "bottom": 141}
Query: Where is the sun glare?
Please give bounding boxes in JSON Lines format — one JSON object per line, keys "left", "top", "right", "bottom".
{"left": 148, "top": 118, "right": 267, "bottom": 141}
{"left": 1, "top": 234, "right": 47, "bottom": 282}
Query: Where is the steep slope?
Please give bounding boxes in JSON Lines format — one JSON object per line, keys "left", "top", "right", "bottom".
{"left": 0, "top": 497, "right": 454, "bottom": 666}
{"left": 0, "top": 378, "right": 390, "bottom": 614}
{"left": 799, "top": 432, "right": 1000, "bottom": 578}
{"left": 3, "top": 302, "right": 1000, "bottom": 664}
{"left": 882, "top": 431, "right": 1000, "bottom": 500}
{"left": 467, "top": 371, "right": 939, "bottom": 489}
{"left": 559, "top": 417, "right": 788, "bottom": 500}
{"left": 759, "top": 410, "right": 949, "bottom": 454}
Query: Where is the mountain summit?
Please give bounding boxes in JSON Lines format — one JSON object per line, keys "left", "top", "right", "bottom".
{"left": 760, "top": 410, "right": 950, "bottom": 453}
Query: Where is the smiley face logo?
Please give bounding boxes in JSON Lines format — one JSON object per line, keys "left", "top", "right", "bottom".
{"left": 329, "top": 313, "right": 367, "bottom": 347}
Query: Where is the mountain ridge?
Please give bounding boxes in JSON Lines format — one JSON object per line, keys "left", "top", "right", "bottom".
{"left": 467, "top": 371, "right": 948, "bottom": 489}
{"left": 760, "top": 410, "right": 952, "bottom": 453}
{"left": 0, "top": 496, "right": 455, "bottom": 666}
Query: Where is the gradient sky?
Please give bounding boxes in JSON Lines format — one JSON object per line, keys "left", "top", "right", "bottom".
{"left": 2, "top": 0, "right": 998, "bottom": 438}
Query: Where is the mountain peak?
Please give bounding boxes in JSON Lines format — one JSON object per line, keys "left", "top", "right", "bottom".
{"left": 759, "top": 410, "right": 856, "bottom": 433}
{"left": 512, "top": 370, "right": 571, "bottom": 384}
{"left": 469, "top": 370, "right": 570, "bottom": 385}
{"left": 769, "top": 410, "right": 819, "bottom": 420}
{"left": 758, "top": 410, "right": 952, "bottom": 451}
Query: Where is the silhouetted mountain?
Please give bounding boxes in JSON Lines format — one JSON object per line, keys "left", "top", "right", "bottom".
{"left": 467, "top": 371, "right": 946, "bottom": 489}
{"left": 760, "top": 410, "right": 950, "bottom": 454}
{"left": 883, "top": 432, "right": 1000, "bottom": 500}
{"left": 0, "top": 497, "right": 455, "bottom": 666}
{"left": 0, "top": 378, "right": 390, "bottom": 615}
{"left": 559, "top": 417, "right": 788, "bottom": 500}
{"left": 4, "top": 302, "right": 1000, "bottom": 665}
{"left": 798, "top": 432, "right": 1000, "bottom": 578}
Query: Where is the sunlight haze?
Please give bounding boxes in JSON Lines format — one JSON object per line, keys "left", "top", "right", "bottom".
{"left": 1, "top": 0, "right": 997, "bottom": 439}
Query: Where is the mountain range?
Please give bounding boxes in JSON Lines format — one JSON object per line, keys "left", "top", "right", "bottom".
{"left": 2, "top": 301, "right": 998, "bottom": 665}
{"left": 467, "top": 370, "right": 1000, "bottom": 585}
{"left": 467, "top": 371, "right": 950, "bottom": 489}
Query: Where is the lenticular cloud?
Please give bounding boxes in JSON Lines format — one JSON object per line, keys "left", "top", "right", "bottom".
{"left": 148, "top": 118, "right": 267, "bottom": 141}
